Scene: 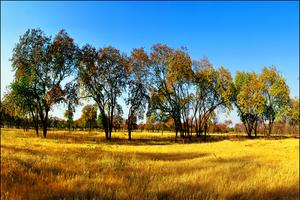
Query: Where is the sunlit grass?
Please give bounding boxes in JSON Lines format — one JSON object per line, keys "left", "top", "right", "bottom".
{"left": 1, "top": 128, "right": 299, "bottom": 200}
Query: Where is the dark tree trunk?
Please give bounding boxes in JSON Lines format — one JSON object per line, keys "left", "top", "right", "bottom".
{"left": 197, "top": 119, "right": 203, "bottom": 138}
{"left": 128, "top": 115, "right": 132, "bottom": 140}
{"left": 173, "top": 116, "right": 179, "bottom": 139}
{"left": 268, "top": 120, "right": 273, "bottom": 136}
{"left": 109, "top": 103, "right": 114, "bottom": 140}
{"left": 179, "top": 123, "right": 184, "bottom": 138}
{"left": 35, "top": 125, "right": 39, "bottom": 137}
{"left": 128, "top": 129, "right": 132, "bottom": 140}
{"left": 246, "top": 123, "right": 252, "bottom": 138}
{"left": 42, "top": 110, "right": 49, "bottom": 138}
{"left": 105, "top": 130, "right": 109, "bottom": 140}
{"left": 247, "top": 129, "right": 252, "bottom": 138}
{"left": 30, "top": 108, "right": 39, "bottom": 137}
{"left": 101, "top": 112, "right": 109, "bottom": 140}
{"left": 203, "top": 123, "right": 207, "bottom": 141}
{"left": 188, "top": 122, "right": 192, "bottom": 141}
{"left": 242, "top": 118, "right": 252, "bottom": 138}
{"left": 254, "top": 121, "right": 258, "bottom": 137}
{"left": 195, "top": 118, "right": 198, "bottom": 137}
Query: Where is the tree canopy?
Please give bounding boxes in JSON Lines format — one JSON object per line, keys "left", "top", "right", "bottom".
{"left": 10, "top": 29, "right": 79, "bottom": 137}
{"left": 3, "top": 28, "right": 296, "bottom": 140}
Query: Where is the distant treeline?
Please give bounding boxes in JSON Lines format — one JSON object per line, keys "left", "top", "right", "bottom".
{"left": 1, "top": 28, "right": 299, "bottom": 140}
{"left": 1, "top": 113, "right": 298, "bottom": 136}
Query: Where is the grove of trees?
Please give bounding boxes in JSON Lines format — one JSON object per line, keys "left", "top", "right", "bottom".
{"left": 1, "top": 28, "right": 298, "bottom": 140}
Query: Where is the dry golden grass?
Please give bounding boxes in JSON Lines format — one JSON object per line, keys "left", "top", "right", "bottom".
{"left": 1, "top": 128, "right": 299, "bottom": 200}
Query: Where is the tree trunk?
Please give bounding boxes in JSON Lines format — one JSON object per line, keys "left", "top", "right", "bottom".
{"left": 268, "top": 121, "right": 273, "bottom": 137}
{"left": 105, "top": 130, "right": 109, "bottom": 140}
{"left": 254, "top": 121, "right": 257, "bottom": 137}
{"left": 109, "top": 105, "right": 114, "bottom": 140}
{"left": 101, "top": 112, "right": 109, "bottom": 140}
{"left": 42, "top": 110, "right": 49, "bottom": 138}
{"left": 242, "top": 119, "right": 252, "bottom": 138}
{"left": 195, "top": 118, "right": 198, "bottom": 137}
{"left": 128, "top": 129, "right": 132, "bottom": 140}
{"left": 35, "top": 125, "right": 39, "bottom": 137}
{"left": 174, "top": 116, "right": 179, "bottom": 139}
{"left": 30, "top": 108, "right": 39, "bottom": 137}
{"left": 204, "top": 123, "right": 207, "bottom": 141}
{"left": 188, "top": 122, "right": 192, "bottom": 141}
{"left": 197, "top": 119, "right": 203, "bottom": 138}
{"left": 178, "top": 120, "right": 184, "bottom": 138}
{"left": 128, "top": 116, "right": 132, "bottom": 140}
{"left": 246, "top": 124, "right": 252, "bottom": 138}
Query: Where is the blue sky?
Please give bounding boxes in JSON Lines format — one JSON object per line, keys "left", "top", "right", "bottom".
{"left": 1, "top": 1, "right": 299, "bottom": 124}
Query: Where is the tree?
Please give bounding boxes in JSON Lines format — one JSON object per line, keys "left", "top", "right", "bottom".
{"left": 10, "top": 28, "right": 79, "bottom": 138}
{"left": 151, "top": 109, "right": 169, "bottom": 135}
{"left": 1, "top": 91, "right": 30, "bottom": 130}
{"left": 6, "top": 78, "right": 40, "bottom": 134}
{"left": 233, "top": 71, "right": 265, "bottom": 137}
{"left": 126, "top": 48, "right": 150, "bottom": 140}
{"left": 145, "top": 115, "right": 157, "bottom": 132}
{"left": 78, "top": 45, "right": 128, "bottom": 140}
{"left": 113, "top": 103, "right": 124, "bottom": 132}
{"left": 113, "top": 114, "right": 124, "bottom": 132}
{"left": 149, "top": 44, "right": 193, "bottom": 139}
{"left": 167, "top": 48, "right": 193, "bottom": 139}
{"left": 259, "top": 67, "right": 290, "bottom": 136}
{"left": 81, "top": 104, "right": 97, "bottom": 131}
{"left": 64, "top": 103, "right": 74, "bottom": 132}
{"left": 193, "top": 57, "right": 234, "bottom": 140}
{"left": 287, "top": 98, "right": 299, "bottom": 129}
{"left": 278, "top": 98, "right": 300, "bottom": 134}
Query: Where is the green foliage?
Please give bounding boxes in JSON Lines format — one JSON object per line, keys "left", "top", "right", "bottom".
{"left": 5, "top": 28, "right": 294, "bottom": 140}
{"left": 236, "top": 72, "right": 265, "bottom": 115}
{"left": 287, "top": 98, "right": 300, "bottom": 127}
{"left": 81, "top": 104, "right": 97, "bottom": 130}
{"left": 192, "top": 57, "right": 234, "bottom": 137}
{"left": 10, "top": 28, "right": 79, "bottom": 137}
{"left": 259, "top": 67, "right": 290, "bottom": 135}
{"left": 167, "top": 49, "right": 193, "bottom": 87}
{"left": 149, "top": 45, "right": 194, "bottom": 137}
{"left": 234, "top": 71, "right": 264, "bottom": 137}
{"left": 78, "top": 45, "right": 128, "bottom": 139}
{"left": 234, "top": 67, "right": 290, "bottom": 136}
{"left": 64, "top": 103, "right": 74, "bottom": 120}
{"left": 126, "top": 48, "right": 150, "bottom": 139}
{"left": 64, "top": 103, "right": 74, "bottom": 131}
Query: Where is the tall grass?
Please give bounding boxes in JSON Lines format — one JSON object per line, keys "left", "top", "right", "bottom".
{"left": 1, "top": 128, "right": 299, "bottom": 200}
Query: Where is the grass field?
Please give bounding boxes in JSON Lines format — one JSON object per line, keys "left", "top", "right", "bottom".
{"left": 1, "top": 128, "right": 299, "bottom": 200}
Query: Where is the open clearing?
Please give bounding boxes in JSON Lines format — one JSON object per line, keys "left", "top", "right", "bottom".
{"left": 1, "top": 128, "right": 299, "bottom": 200}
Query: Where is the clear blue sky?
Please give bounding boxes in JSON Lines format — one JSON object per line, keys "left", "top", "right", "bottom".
{"left": 1, "top": 1, "right": 299, "bottom": 124}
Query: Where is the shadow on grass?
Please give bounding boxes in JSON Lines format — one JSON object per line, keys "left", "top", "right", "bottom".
{"left": 2, "top": 147, "right": 298, "bottom": 200}
{"left": 133, "top": 152, "right": 210, "bottom": 161}
{"left": 156, "top": 183, "right": 299, "bottom": 200}
{"left": 46, "top": 134, "right": 251, "bottom": 146}
{"left": 227, "top": 185, "right": 300, "bottom": 200}
{"left": 101, "top": 150, "right": 211, "bottom": 162}
{"left": 1, "top": 145, "right": 42, "bottom": 155}
{"left": 210, "top": 155, "right": 255, "bottom": 164}
{"left": 4, "top": 128, "right": 299, "bottom": 146}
